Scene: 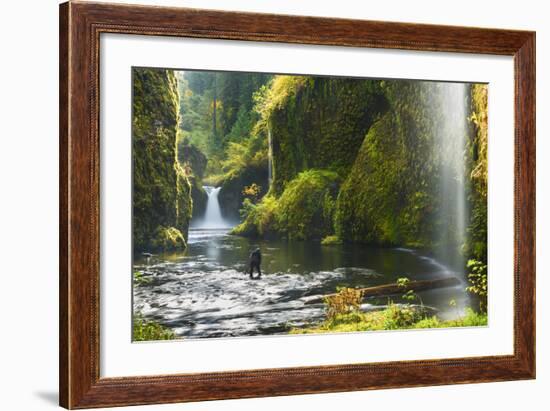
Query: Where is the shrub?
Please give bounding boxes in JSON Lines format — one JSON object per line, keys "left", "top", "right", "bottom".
{"left": 324, "top": 287, "right": 364, "bottom": 320}
{"left": 321, "top": 235, "right": 342, "bottom": 245}
{"left": 232, "top": 195, "right": 279, "bottom": 237}
{"left": 382, "top": 304, "right": 422, "bottom": 329}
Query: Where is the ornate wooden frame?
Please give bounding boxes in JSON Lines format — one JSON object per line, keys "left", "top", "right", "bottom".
{"left": 59, "top": 1, "right": 536, "bottom": 408}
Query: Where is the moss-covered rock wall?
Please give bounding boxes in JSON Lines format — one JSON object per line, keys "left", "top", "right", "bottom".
{"left": 267, "top": 77, "right": 388, "bottom": 195}
{"left": 178, "top": 142, "right": 208, "bottom": 219}
{"left": 234, "top": 76, "right": 487, "bottom": 266}
{"left": 133, "top": 68, "right": 192, "bottom": 252}
{"left": 218, "top": 160, "right": 269, "bottom": 221}
{"left": 335, "top": 81, "right": 447, "bottom": 247}
{"left": 464, "top": 84, "right": 488, "bottom": 261}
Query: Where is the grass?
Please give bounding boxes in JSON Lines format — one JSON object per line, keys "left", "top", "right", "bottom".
{"left": 289, "top": 306, "right": 487, "bottom": 334}
{"left": 133, "top": 314, "right": 176, "bottom": 341}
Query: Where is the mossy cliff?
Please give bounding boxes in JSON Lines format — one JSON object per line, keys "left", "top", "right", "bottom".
{"left": 133, "top": 68, "right": 192, "bottom": 252}
{"left": 464, "top": 83, "right": 488, "bottom": 261}
{"left": 218, "top": 156, "right": 269, "bottom": 221}
{"left": 233, "top": 169, "right": 339, "bottom": 240}
{"left": 265, "top": 76, "right": 388, "bottom": 195}
{"left": 178, "top": 142, "right": 208, "bottom": 219}
{"left": 235, "top": 77, "right": 487, "bottom": 257}
{"left": 234, "top": 76, "right": 387, "bottom": 240}
{"left": 335, "top": 81, "right": 449, "bottom": 247}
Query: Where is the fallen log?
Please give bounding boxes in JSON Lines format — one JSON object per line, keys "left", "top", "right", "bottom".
{"left": 302, "top": 276, "right": 461, "bottom": 305}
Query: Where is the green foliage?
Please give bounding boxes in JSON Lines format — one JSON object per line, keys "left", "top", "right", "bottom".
{"left": 396, "top": 277, "right": 410, "bottom": 288}
{"left": 178, "top": 70, "right": 272, "bottom": 177}
{"left": 290, "top": 306, "right": 487, "bottom": 334}
{"left": 133, "top": 314, "right": 176, "bottom": 341}
{"left": 275, "top": 170, "right": 340, "bottom": 240}
{"left": 132, "top": 68, "right": 192, "bottom": 252}
{"left": 264, "top": 76, "right": 388, "bottom": 195}
{"left": 397, "top": 277, "right": 423, "bottom": 306}
{"left": 323, "top": 287, "right": 364, "bottom": 320}
{"left": 221, "top": 140, "right": 258, "bottom": 176}
{"left": 218, "top": 145, "right": 269, "bottom": 220}
{"left": 150, "top": 226, "right": 186, "bottom": 251}
{"left": 466, "top": 259, "right": 488, "bottom": 312}
{"left": 133, "top": 271, "right": 152, "bottom": 286}
{"left": 321, "top": 235, "right": 342, "bottom": 245}
{"left": 239, "top": 197, "right": 256, "bottom": 220}
{"left": 232, "top": 195, "right": 278, "bottom": 237}
{"left": 381, "top": 304, "right": 422, "bottom": 329}
{"left": 464, "top": 84, "right": 488, "bottom": 262}
{"left": 236, "top": 182, "right": 269, "bottom": 224}
{"left": 334, "top": 81, "right": 446, "bottom": 247}
{"left": 174, "top": 69, "right": 488, "bottom": 269}
{"left": 469, "top": 84, "right": 488, "bottom": 196}
{"left": 414, "top": 308, "right": 488, "bottom": 329}
{"left": 253, "top": 76, "right": 309, "bottom": 124}
{"left": 234, "top": 169, "right": 340, "bottom": 240}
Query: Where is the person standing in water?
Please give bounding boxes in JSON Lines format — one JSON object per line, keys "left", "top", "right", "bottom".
{"left": 249, "top": 248, "right": 262, "bottom": 279}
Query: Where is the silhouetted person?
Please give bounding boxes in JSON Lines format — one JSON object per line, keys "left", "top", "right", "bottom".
{"left": 249, "top": 248, "right": 262, "bottom": 279}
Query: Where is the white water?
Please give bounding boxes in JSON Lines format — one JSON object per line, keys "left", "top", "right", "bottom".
{"left": 196, "top": 186, "right": 231, "bottom": 229}
{"left": 434, "top": 83, "right": 469, "bottom": 273}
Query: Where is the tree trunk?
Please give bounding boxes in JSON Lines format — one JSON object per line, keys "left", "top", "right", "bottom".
{"left": 302, "top": 276, "right": 461, "bottom": 305}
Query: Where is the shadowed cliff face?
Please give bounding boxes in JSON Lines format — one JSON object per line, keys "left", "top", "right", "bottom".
{"left": 132, "top": 68, "right": 192, "bottom": 252}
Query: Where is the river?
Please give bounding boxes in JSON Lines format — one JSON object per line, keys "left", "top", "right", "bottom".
{"left": 133, "top": 228, "right": 470, "bottom": 339}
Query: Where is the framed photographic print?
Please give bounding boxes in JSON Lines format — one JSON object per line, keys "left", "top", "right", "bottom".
{"left": 59, "top": 1, "right": 535, "bottom": 408}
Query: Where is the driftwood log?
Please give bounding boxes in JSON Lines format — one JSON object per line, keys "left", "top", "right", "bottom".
{"left": 303, "top": 276, "right": 461, "bottom": 305}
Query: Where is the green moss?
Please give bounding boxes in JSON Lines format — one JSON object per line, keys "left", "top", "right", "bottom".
{"left": 151, "top": 226, "right": 186, "bottom": 251}
{"left": 231, "top": 195, "right": 278, "bottom": 237}
{"left": 132, "top": 68, "right": 193, "bottom": 252}
{"left": 218, "top": 159, "right": 269, "bottom": 220}
{"left": 334, "top": 109, "right": 438, "bottom": 247}
{"left": 133, "top": 271, "right": 152, "bottom": 286}
{"left": 175, "top": 164, "right": 192, "bottom": 238}
{"left": 234, "top": 169, "right": 340, "bottom": 240}
{"left": 290, "top": 306, "right": 487, "bottom": 334}
{"left": 264, "top": 76, "right": 388, "bottom": 195}
{"left": 464, "top": 84, "right": 488, "bottom": 262}
{"left": 321, "top": 235, "right": 342, "bottom": 245}
{"left": 334, "top": 81, "right": 465, "bottom": 248}
{"left": 133, "top": 313, "right": 176, "bottom": 341}
{"left": 413, "top": 308, "right": 488, "bottom": 328}
{"left": 275, "top": 169, "right": 340, "bottom": 240}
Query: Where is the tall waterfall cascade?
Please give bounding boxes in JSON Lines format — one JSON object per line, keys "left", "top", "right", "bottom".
{"left": 435, "top": 82, "right": 469, "bottom": 272}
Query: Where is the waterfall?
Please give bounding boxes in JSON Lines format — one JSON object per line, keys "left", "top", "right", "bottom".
{"left": 197, "top": 186, "right": 230, "bottom": 229}
{"left": 434, "top": 82, "right": 469, "bottom": 272}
